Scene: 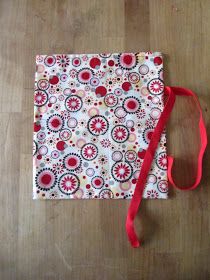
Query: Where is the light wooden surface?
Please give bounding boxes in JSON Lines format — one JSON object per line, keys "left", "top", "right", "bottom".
{"left": 0, "top": 0, "right": 209, "bottom": 279}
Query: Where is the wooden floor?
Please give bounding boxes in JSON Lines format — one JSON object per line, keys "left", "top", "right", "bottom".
{"left": 0, "top": 0, "right": 209, "bottom": 279}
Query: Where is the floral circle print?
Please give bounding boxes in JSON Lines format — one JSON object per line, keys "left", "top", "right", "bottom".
{"left": 156, "top": 152, "right": 167, "bottom": 170}
{"left": 58, "top": 173, "right": 80, "bottom": 195}
{"left": 111, "top": 125, "right": 129, "bottom": 143}
{"left": 123, "top": 96, "right": 141, "bottom": 114}
{"left": 34, "top": 52, "right": 168, "bottom": 199}
{"left": 147, "top": 78, "right": 164, "bottom": 95}
{"left": 81, "top": 143, "right": 98, "bottom": 161}
{"left": 91, "top": 176, "right": 104, "bottom": 189}
{"left": 63, "top": 153, "right": 82, "bottom": 171}
{"left": 35, "top": 168, "right": 57, "bottom": 191}
{"left": 34, "top": 90, "right": 48, "bottom": 107}
{"left": 99, "top": 189, "right": 114, "bottom": 199}
{"left": 65, "top": 95, "right": 83, "bottom": 112}
{"left": 118, "top": 53, "right": 138, "bottom": 70}
{"left": 104, "top": 94, "right": 118, "bottom": 107}
{"left": 46, "top": 114, "right": 64, "bottom": 132}
{"left": 87, "top": 115, "right": 109, "bottom": 136}
{"left": 111, "top": 161, "right": 133, "bottom": 183}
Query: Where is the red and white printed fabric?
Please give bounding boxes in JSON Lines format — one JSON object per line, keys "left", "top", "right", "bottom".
{"left": 33, "top": 52, "right": 167, "bottom": 200}
{"left": 33, "top": 52, "right": 207, "bottom": 248}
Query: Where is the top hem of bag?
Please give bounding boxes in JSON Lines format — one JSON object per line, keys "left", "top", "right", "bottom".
{"left": 35, "top": 52, "right": 163, "bottom": 58}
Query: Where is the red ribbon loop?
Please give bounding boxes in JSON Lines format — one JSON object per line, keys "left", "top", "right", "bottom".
{"left": 126, "top": 86, "right": 207, "bottom": 248}
{"left": 167, "top": 87, "right": 207, "bottom": 190}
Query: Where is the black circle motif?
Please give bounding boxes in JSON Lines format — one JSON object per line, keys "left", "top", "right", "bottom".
{"left": 76, "top": 68, "right": 94, "bottom": 84}
{"left": 91, "top": 176, "right": 104, "bottom": 189}
{"left": 157, "top": 180, "right": 168, "bottom": 193}
{"left": 99, "top": 189, "right": 114, "bottom": 199}
{"left": 122, "top": 96, "right": 141, "bottom": 114}
{"left": 35, "top": 168, "right": 57, "bottom": 191}
{"left": 117, "top": 53, "right": 138, "bottom": 70}
{"left": 33, "top": 140, "right": 38, "bottom": 156}
{"left": 142, "top": 127, "right": 154, "bottom": 144}
{"left": 34, "top": 89, "right": 48, "bottom": 107}
{"left": 81, "top": 143, "right": 98, "bottom": 161}
{"left": 147, "top": 78, "right": 164, "bottom": 95}
{"left": 58, "top": 173, "right": 80, "bottom": 195}
{"left": 104, "top": 94, "right": 118, "bottom": 108}
{"left": 65, "top": 95, "right": 83, "bottom": 112}
{"left": 111, "top": 161, "right": 133, "bottom": 183}
{"left": 87, "top": 115, "right": 109, "bottom": 136}
{"left": 63, "top": 153, "right": 82, "bottom": 171}
{"left": 46, "top": 114, "right": 64, "bottom": 132}
{"left": 111, "top": 125, "right": 129, "bottom": 143}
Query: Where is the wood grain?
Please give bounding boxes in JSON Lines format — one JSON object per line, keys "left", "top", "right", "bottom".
{"left": 0, "top": 0, "right": 209, "bottom": 279}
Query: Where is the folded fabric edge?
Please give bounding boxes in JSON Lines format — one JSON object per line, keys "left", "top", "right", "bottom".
{"left": 35, "top": 52, "right": 163, "bottom": 58}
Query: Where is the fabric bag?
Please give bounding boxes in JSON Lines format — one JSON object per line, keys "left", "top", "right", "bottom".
{"left": 33, "top": 52, "right": 207, "bottom": 247}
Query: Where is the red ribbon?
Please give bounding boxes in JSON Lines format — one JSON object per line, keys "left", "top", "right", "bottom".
{"left": 126, "top": 86, "right": 207, "bottom": 248}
